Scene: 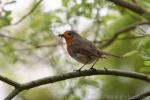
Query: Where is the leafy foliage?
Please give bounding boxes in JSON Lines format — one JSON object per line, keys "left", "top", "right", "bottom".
{"left": 0, "top": 0, "right": 149, "bottom": 99}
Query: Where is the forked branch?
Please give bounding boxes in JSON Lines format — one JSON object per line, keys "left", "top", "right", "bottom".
{"left": 2, "top": 69, "right": 150, "bottom": 100}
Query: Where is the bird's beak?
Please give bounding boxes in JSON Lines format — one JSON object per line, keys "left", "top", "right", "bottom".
{"left": 58, "top": 34, "right": 64, "bottom": 38}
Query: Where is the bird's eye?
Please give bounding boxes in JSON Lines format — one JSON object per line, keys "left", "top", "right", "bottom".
{"left": 67, "top": 33, "right": 72, "bottom": 36}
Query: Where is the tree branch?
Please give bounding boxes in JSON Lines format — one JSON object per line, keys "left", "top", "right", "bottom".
{"left": 3, "top": 69, "right": 150, "bottom": 100}
{"left": 128, "top": 90, "right": 150, "bottom": 100}
{"left": 0, "top": 33, "right": 27, "bottom": 42}
{"left": 4, "top": 1, "right": 16, "bottom": 6}
{"left": 4, "top": 89, "right": 21, "bottom": 100}
{"left": 99, "top": 21, "right": 150, "bottom": 48}
{"left": 0, "top": 75, "right": 21, "bottom": 88}
{"left": 16, "top": 42, "right": 62, "bottom": 51}
{"left": 111, "top": 35, "right": 150, "bottom": 40}
{"left": 94, "top": 35, "right": 150, "bottom": 44}
{"left": 108, "top": 0, "right": 148, "bottom": 14}
{"left": 13, "top": 0, "right": 43, "bottom": 25}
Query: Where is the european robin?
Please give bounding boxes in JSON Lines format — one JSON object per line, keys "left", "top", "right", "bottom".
{"left": 59, "top": 30, "right": 120, "bottom": 71}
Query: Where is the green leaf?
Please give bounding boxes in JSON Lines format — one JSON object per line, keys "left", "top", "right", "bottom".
{"left": 143, "top": 12, "right": 150, "bottom": 20}
{"left": 140, "top": 67, "right": 150, "bottom": 74}
{"left": 73, "top": 96, "right": 81, "bottom": 100}
{"left": 144, "top": 61, "right": 150, "bottom": 66}
{"left": 138, "top": 38, "right": 150, "bottom": 59}
{"left": 0, "top": 17, "right": 11, "bottom": 27}
{"left": 70, "top": 4, "right": 81, "bottom": 14}
{"left": 123, "top": 50, "right": 138, "bottom": 57}
{"left": 63, "top": 0, "right": 69, "bottom": 7}
{"left": 5, "top": 11, "right": 12, "bottom": 17}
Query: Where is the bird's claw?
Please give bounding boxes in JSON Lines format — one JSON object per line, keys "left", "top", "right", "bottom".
{"left": 74, "top": 69, "right": 81, "bottom": 72}
{"left": 90, "top": 67, "right": 96, "bottom": 71}
{"left": 104, "top": 67, "right": 108, "bottom": 71}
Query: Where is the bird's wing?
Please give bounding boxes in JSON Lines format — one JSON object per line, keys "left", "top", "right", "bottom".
{"left": 73, "top": 37, "right": 102, "bottom": 57}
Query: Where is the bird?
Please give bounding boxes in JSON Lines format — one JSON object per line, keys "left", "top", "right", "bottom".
{"left": 59, "top": 30, "right": 120, "bottom": 71}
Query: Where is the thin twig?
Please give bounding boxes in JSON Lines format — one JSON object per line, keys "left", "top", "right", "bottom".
{"left": 13, "top": 0, "right": 43, "bottom": 25}
{"left": 0, "top": 33, "right": 26, "bottom": 42}
{"left": 128, "top": 90, "right": 150, "bottom": 100}
{"left": 94, "top": 7, "right": 101, "bottom": 42}
{"left": 4, "top": 89, "right": 21, "bottom": 100}
{"left": 0, "top": 75, "right": 21, "bottom": 88}
{"left": 116, "top": 35, "right": 150, "bottom": 40}
{"left": 108, "top": 0, "right": 147, "bottom": 14}
{"left": 100, "top": 21, "right": 150, "bottom": 48}
{"left": 4, "top": 1, "right": 16, "bottom": 6}
{"left": 95, "top": 35, "right": 150, "bottom": 43}
{"left": 3, "top": 69, "right": 150, "bottom": 99}
{"left": 0, "top": 33, "right": 61, "bottom": 49}
{"left": 16, "top": 43, "right": 62, "bottom": 51}
{"left": 0, "top": 33, "right": 35, "bottom": 46}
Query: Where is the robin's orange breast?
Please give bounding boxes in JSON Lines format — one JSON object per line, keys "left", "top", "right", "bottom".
{"left": 65, "top": 37, "right": 74, "bottom": 47}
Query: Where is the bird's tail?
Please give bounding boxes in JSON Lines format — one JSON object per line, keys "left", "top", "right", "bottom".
{"left": 102, "top": 52, "right": 122, "bottom": 58}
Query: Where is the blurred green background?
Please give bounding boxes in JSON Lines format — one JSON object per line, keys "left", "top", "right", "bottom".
{"left": 0, "top": 0, "right": 150, "bottom": 100}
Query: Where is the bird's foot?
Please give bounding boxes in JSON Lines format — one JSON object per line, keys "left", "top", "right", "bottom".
{"left": 74, "top": 68, "right": 81, "bottom": 72}
{"left": 104, "top": 67, "right": 108, "bottom": 71}
{"left": 90, "top": 67, "right": 96, "bottom": 71}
